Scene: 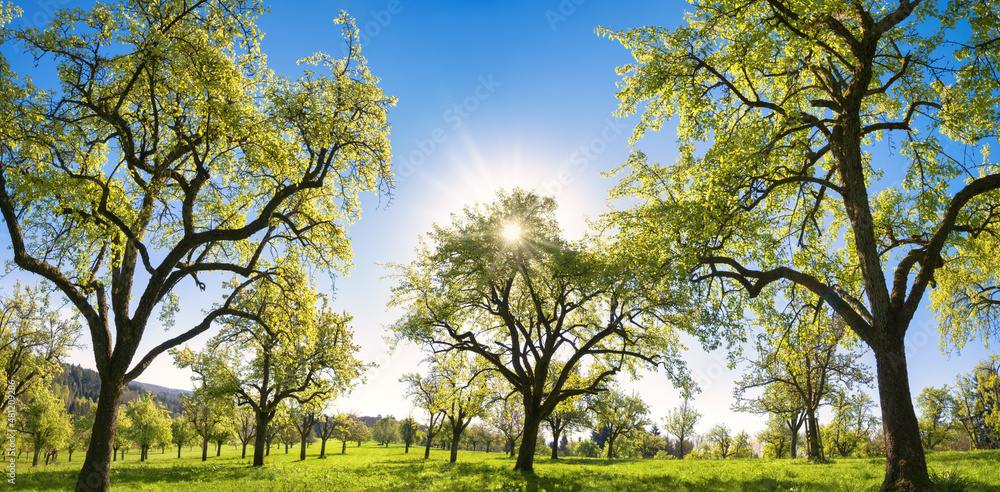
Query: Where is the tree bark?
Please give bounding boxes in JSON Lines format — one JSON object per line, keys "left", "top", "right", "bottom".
{"left": 423, "top": 434, "right": 433, "bottom": 459}
{"left": 550, "top": 428, "right": 560, "bottom": 460}
{"left": 319, "top": 438, "right": 327, "bottom": 458}
{"left": 252, "top": 413, "right": 268, "bottom": 467}
{"left": 341, "top": 440, "right": 347, "bottom": 454}
{"left": 513, "top": 416, "right": 540, "bottom": 472}
{"left": 299, "top": 436, "right": 307, "bottom": 460}
{"left": 201, "top": 437, "right": 209, "bottom": 461}
{"left": 805, "top": 408, "right": 822, "bottom": 461}
{"left": 241, "top": 441, "right": 248, "bottom": 459}
{"left": 177, "top": 444, "right": 182, "bottom": 459}
{"left": 75, "top": 379, "right": 124, "bottom": 492}
{"left": 32, "top": 447, "right": 40, "bottom": 467}
{"left": 875, "top": 340, "right": 934, "bottom": 491}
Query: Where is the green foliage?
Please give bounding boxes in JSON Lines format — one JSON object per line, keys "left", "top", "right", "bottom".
{"left": 18, "top": 387, "right": 72, "bottom": 466}
{"left": 123, "top": 393, "right": 173, "bottom": 461}
{"left": 389, "top": 189, "right": 694, "bottom": 470}
{"left": 917, "top": 386, "right": 957, "bottom": 451}
{"left": 0, "top": 282, "right": 79, "bottom": 411}
{"left": 707, "top": 424, "right": 733, "bottom": 459}
{"left": 663, "top": 398, "right": 701, "bottom": 458}
{"left": 588, "top": 389, "right": 651, "bottom": 459}
{"left": 372, "top": 417, "right": 399, "bottom": 447}
{"left": 573, "top": 439, "right": 601, "bottom": 458}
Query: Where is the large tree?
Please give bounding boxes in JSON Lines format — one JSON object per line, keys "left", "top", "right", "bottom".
{"left": 602, "top": 0, "right": 1000, "bottom": 488}
{"left": 389, "top": 189, "right": 696, "bottom": 472}
{"left": 172, "top": 261, "right": 365, "bottom": 467}
{"left": 0, "top": 1, "right": 391, "bottom": 489}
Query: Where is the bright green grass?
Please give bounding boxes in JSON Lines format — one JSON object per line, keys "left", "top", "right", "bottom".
{"left": 10, "top": 442, "right": 1000, "bottom": 491}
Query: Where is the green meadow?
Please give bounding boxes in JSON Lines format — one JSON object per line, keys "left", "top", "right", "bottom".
{"left": 11, "top": 444, "right": 1000, "bottom": 491}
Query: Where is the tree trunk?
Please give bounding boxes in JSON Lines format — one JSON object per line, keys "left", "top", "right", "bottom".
{"left": 242, "top": 441, "right": 248, "bottom": 459}
{"left": 320, "top": 438, "right": 327, "bottom": 458}
{"left": 216, "top": 442, "right": 222, "bottom": 457}
{"left": 678, "top": 434, "right": 686, "bottom": 459}
{"left": 252, "top": 413, "right": 268, "bottom": 467}
{"left": 75, "top": 379, "right": 125, "bottom": 492}
{"left": 68, "top": 449, "right": 74, "bottom": 462}
{"left": 299, "top": 436, "right": 307, "bottom": 460}
{"left": 514, "top": 416, "right": 540, "bottom": 472}
{"left": 342, "top": 440, "right": 347, "bottom": 454}
{"left": 177, "top": 444, "right": 182, "bottom": 459}
{"left": 423, "top": 433, "right": 433, "bottom": 459}
{"left": 805, "top": 408, "right": 822, "bottom": 461}
{"left": 875, "top": 341, "right": 934, "bottom": 491}
{"left": 201, "top": 437, "right": 209, "bottom": 461}
{"left": 551, "top": 427, "right": 560, "bottom": 460}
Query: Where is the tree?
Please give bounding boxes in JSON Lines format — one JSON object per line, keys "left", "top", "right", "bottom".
{"left": 401, "top": 370, "right": 448, "bottom": 459}
{"left": 182, "top": 391, "right": 231, "bottom": 462}
{"left": 399, "top": 418, "right": 419, "bottom": 454}
{"left": 543, "top": 397, "right": 589, "bottom": 459}
{"left": 389, "top": 189, "right": 696, "bottom": 472}
{"left": 917, "top": 386, "right": 955, "bottom": 450}
{"left": 603, "top": 0, "right": 1000, "bottom": 488}
{"left": 233, "top": 406, "right": 256, "bottom": 460}
{"left": 825, "top": 390, "right": 880, "bottom": 457}
{"left": 663, "top": 398, "right": 701, "bottom": 459}
{"left": 589, "top": 389, "right": 650, "bottom": 459}
{"left": 67, "top": 409, "right": 95, "bottom": 462}
{"left": 289, "top": 401, "right": 322, "bottom": 461}
{"left": 328, "top": 413, "right": 367, "bottom": 454}
{"left": 171, "top": 416, "right": 195, "bottom": 459}
{"left": 707, "top": 424, "right": 734, "bottom": 460}
{"left": 19, "top": 388, "right": 71, "bottom": 466}
{"left": 734, "top": 307, "right": 870, "bottom": 460}
{"left": 172, "top": 261, "right": 366, "bottom": 467}
{"left": 953, "top": 356, "right": 1000, "bottom": 450}
{"left": 0, "top": 283, "right": 78, "bottom": 413}
{"left": 758, "top": 415, "right": 792, "bottom": 459}
{"left": 123, "top": 393, "right": 172, "bottom": 462}
{"left": 372, "top": 417, "right": 399, "bottom": 448}
{"left": 731, "top": 430, "right": 752, "bottom": 459}
{"left": 486, "top": 390, "right": 525, "bottom": 458}
{"left": 0, "top": 1, "right": 392, "bottom": 488}
{"left": 112, "top": 413, "right": 132, "bottom": 462}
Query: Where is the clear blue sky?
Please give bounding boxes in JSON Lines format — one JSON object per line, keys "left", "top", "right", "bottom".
{"left": 2, "top": 0, "right": 995, "bottom": 438}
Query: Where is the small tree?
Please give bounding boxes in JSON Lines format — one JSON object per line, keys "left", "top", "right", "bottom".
{"left": 917, "top": 386, "right": 956, "bottom": 451}
{"left": 171, "top": 416, "right": 195, "bottom": 459}
{"left": 589, "top": 390, "right": 650, "bottom": 459}
{"left": 290, "top": 401, "right": 322, "bottom": 460}
{"left": 758, "top": 415, "right": 792, "bottom": 459}
{"left": 399, "top": 418, "right": 419, "bottom": 453}
{"left": 234, "top": 406, "right": 256, "bottom": 459}
{"left": 401, "top": 370, "right": 448, "bottom": 459}
{"left": 707, "top": 424, "right": 733, "bottom": 459}
{"left": 663, "top": 398, "right": 701, "bottom": 459}
{"left": 19, "top": 389, "right": 71, "bottom": 466}
{"left": 123, "top": 393, "right": 173, "bottom": 462}
{"left": 182, "top": 391, "right": 231, "bottom": 461}
{"left": 372, "top": 417, "right": 399, "bottom": 447}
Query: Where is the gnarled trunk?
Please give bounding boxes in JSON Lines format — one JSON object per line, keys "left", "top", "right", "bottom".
{"left": 75, "top": 379, "right": 125, "bottom": 492}
{"left": 513, "top": 416, "right": 540, "bottom": 472}
{"left": 875, "top": 340, "right": 933, "bottom": 491}
{"left": 252, "top": 413, "right": 268, "bottom": 467}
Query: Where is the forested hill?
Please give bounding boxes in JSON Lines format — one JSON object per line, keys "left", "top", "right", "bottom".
{"left": 52, "top": 363, "right": 188, "bottom": 417}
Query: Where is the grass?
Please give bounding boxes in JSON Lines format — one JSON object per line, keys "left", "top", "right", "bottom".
{"left": 10, "top": 443, "right": 1000, "bottom": 491}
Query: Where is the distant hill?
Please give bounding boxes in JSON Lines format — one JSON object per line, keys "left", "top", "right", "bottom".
{"left": 52, "top": 363, "right": 189, "bottom": 416}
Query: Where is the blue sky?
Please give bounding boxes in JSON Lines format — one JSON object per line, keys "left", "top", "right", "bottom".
{"left": 2, "top": 0, "right": 995, "bottom": 438}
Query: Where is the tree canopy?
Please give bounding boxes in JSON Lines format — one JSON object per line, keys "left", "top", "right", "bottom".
{"left": 0, "top": 1, "right": 392, "bottom": 488}
{"left": 602, "top": 1, "right": 1000, "bottom": 489}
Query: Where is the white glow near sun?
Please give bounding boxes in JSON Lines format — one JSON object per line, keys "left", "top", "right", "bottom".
{"left": 502, "top": 222, "right": 522, "bottom": 242}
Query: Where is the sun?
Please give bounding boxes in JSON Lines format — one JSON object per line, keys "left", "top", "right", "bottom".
{"left": 501, "top": 222, "right": 523, "bottom": 243}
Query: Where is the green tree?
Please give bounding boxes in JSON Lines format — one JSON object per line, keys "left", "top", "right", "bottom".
{"left": 543, "top": 397, "right": 589, "bottom": 459}
{"left": 952, "top": 356, "right": 1000, "bottom": 450}
{"left": 399, "top": 417, "right": 419, "bottom": 454}
{"left": 401, "top": 370, "right": 448, "bottom": 459}
{"left": 758, "top": 415, "right": 792, "bottom": 459}
{"left": 0, "top": 1, "right": 392, "bottom": 488}
{"left": 824, "top": 390, "right": 880, "bottom": 457}
{"left": 67, "top": 408, "right": 95, "bottom": 462}
{"left": 731, "top": 430, "right": 752, "bottom": 459}
{"left": 486, "top": 389, "right": 525, "bottom": 458}
{"left": 372, "top": 417, "right": 399, "bottom": 448}
{"left": 172, "top": 261, "right": 365, "bottom": 467}
{"left": 233, "top": 406, "right": 256, "bottom": 460}
{"left": 112, "top": 412, "right": 132, "bottom": 462}
{"left": 181, "top": 391, "right": 231, "bottom": 462}
{"left": 289, "top": 400, "right": 322, "bottom": 461}
{"left": 588, "top": 389, "right": 650, "bottom": 459}
{"left": 917, "top": 386, "right": 956, "bottom": 450}
{"left": 19, "top": 388, "right": 71, "bottom": 466}
{"left": 328, "top": 413, "right": 367, "bottom": 454}
{"left": 171, "top": 415, "right": 195, "bottom": 459}
{"left": 663, "top": 398, "right": 701, "bottom": 459}
{"left": 734, "top": 307, "right": 870, "bottom": 460}
{"left": 0, "top": 283, "right": 78, "bottom": 413}
{"left": 603, "top": 0, "right": 1000, "bottom": 488}
{"left": 389, "top": 189, "right": 695, "bottom": 472}
{"left": 707, "top": 424, "right": 734, "bottom": 460}
{"left": 123, "top": 393, "right": 172, "bottom": 462}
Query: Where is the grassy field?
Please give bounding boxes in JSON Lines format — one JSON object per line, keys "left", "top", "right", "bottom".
{"left": 10, "top": 442, "right": 1000, "bottom": 491}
